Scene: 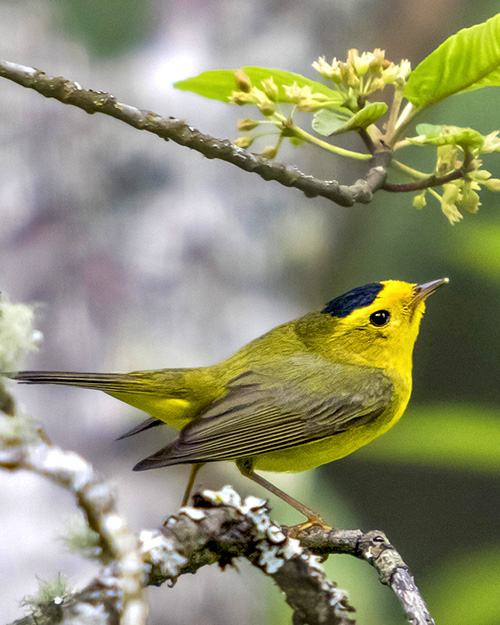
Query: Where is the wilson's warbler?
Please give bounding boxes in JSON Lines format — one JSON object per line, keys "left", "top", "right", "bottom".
{"left": 11, "top": 279, "right": 447, "bottom": 525}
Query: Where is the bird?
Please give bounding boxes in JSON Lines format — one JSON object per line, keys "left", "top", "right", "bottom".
{"left": 9, "top": 279, "right": 447, "bottom": 526}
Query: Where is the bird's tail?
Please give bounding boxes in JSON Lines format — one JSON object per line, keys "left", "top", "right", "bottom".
{"left": 10, "top": 370, "right": 157, "bottom": 394}
{"left": 8, "top": 368, "right": 199, "bottom": 432}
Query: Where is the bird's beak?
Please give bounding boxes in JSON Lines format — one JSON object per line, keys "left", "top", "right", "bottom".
{"left": 412, "top": 278, "right": 449, "bottom": 305}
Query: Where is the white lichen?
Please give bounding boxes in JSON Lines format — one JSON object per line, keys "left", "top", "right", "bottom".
{"left": 248, "top": 508, "right": 273, "bottom": 532}
{"left": 0, "top": 294, "right": 41, "bottom": 371}
{"left": 104, "top": 514, "right": 125, "bottom": 533}
{"left": 138, "top": 529, "right": 188, "bottom": 577}
{"left": 240, "top": 495, "right": 267, "bottom": 513}
{"left": 266, "top": 526, "right": 286, "bottom": 544}
{"left": 72, "top": 602, "right": 109, "bottom": 625}
{"left": 180, "top": 507, "right": 206, "bottom": 521}
{"left": 257, "top": 544, "right": 283, "bottom": 574}
{"left": 39, "top": 447, "right": 95, "bottom": 490}
{"left": 202, "top": 484, "right": 242, "bottom": 507}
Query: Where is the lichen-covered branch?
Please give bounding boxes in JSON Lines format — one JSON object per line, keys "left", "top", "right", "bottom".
{"left": 140, "top": 487, "right": 356, "bottom": 625}
{"left": 0, "top": 423, "right": 148, "bottom": 625}
{"left": 298, "top": 528, "right": 435, "bottom": 625}
{"left": 0, "top": 59, "right": 392, "bottom": 207}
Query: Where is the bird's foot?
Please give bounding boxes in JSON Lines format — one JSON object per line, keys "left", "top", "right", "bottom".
{"left": 284, "top": 514, "right": 332, "bottom": 538}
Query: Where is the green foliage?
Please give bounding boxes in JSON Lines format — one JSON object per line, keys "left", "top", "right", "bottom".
{"left": 174, "top": 67, "right": 345, "bottom": 107}
{"left": 358, "top": 404, "right": 500, "bottom": 474}
{"left": 174, "top": 13, "right": 500, "bottom": 223}
{"left": 405, "top": 13, "right": 500, "bottom": 108}
{"left": 312, "top": 102, "right": 388, "bottom": 136}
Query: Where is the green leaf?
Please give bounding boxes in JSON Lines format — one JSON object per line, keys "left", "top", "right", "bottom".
{"left": 416, "top": 123, "right": 444, "bottom": 136}
{"left": 311, "top": 109, "right": 350, "bottom": 135}
{"left": 405, "top": 13, "right": 500, "bottom": 107}
{"left": 358, "top": 404, "right": 500, "bottom": 474}
{"left": 407, "top": 125, "right": 484, "bottom": 149}
{"left": 312, "top": 102, "right": 388, "bottom": 136}
{"left": 174, "top": 67, "right": 345, "bottom": 107}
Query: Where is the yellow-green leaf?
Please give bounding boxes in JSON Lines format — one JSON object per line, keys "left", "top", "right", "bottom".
{"left": 174, "top": 67, "right": 344, "bottom": 106}
{"left": 408, "top": 125, "right": 484, "bottom": 149}
{"left": 405, "top": 13, "right": 500, "bottom": 107}
{"left": 312, "top": 102, "right": 387, "bottom": 136}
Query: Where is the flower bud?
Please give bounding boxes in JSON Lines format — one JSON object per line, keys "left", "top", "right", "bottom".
{"left": 234, "top": 69, "right": 252, "bottom": 93}
{"left": 237, "top": 118, "right": 259, "bottom": 132}
{"left": 229, "top": 91, "right": 254, "bottom": 106}
{"left": 413, "top": 191, "right": 427, "bottom": 210}
{"left": 235, "top": 136, "right": 254, "bottom": 148}
{"left": 461, "top": 184, "right": 481, "bottom": 213}
{"left": 482, "top": 130, "right": 500, "bottom": 153}
{"left": 485, "top": 178, "right": 500, "bottom": 191}
{"left": 261, "top": 77, "right": 279, "bottom": 102}
{"left": 261, "top": 146, "right": 279, "bottom": 160}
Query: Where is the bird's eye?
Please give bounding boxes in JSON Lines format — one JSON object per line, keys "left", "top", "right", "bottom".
{"left": 370, "top": 310, "right": 391, "bottom": 327}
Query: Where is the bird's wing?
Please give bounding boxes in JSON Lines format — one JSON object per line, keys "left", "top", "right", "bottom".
{"left": 134, "top": 358, "right": 394, "bottom": 469}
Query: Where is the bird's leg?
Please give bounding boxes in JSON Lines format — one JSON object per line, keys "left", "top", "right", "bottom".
{"left": 181, "top": 463, "right": 204, "bottom": 507}
{"left": 237, "top": 460, "right": 330, "bottom": 532}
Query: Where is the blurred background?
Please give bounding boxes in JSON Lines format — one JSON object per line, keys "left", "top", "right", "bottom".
{"left": 1, "top": 0, "right": 500, "bottom": 623}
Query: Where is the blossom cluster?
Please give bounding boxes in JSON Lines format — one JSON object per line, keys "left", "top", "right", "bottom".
{"left": 312, "top": 49, "right": 411, "bottom": 104}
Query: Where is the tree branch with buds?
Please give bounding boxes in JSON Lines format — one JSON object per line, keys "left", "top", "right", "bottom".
{"left": 0, "top": 59, "right": 388, "bottom": 207}
{"left": 3, "top": 11, "right": 500, "bottom": 222}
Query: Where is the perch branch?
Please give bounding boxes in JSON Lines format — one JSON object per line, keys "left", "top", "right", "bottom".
{"left": 0, "top": 59, "right": 392, "bottom": 207}
{"left": 140, "top": 491, "right": 435, "bottom": 625}
{"left": 0, "top": 411, "right": 354, "bottom": 625}
{"left": 140, "top": 487, "right": 356, "bottom": 625}
{"left": 298, "top": 527, "right": 435, "bottom": 625}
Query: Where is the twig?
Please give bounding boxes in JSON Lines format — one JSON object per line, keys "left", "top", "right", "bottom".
{"left": 383, "top": 151, "right": 475, "bottom": 193}
{"left": 299, "top": 527, "right": 435, "bottom": 625}
{"left": 0, "top": 59, "right": 392, "bottom": 207}
{"left": 383, "top": 167, "right": 467, "bottom": 192}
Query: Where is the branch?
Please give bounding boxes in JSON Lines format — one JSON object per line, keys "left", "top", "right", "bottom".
{"left": 1, "top": 407, "right": 354, "bottom": 625}
{"left": 140, "top": 487, "right": 356, "bottom": 625}
{"left": 0, "top": 59, "right": 392, "bottom": 207}
{"left": 383, "top": 151, "right": 475, "bottom": 193}
{"left": 0, "top": 419, "right": 148, "bottom": 625}
{"left": 139, "top": 493, "right": 434, "bottom": 625}
{"left": 298, "top": 527, "right": 435, "bottom": 625}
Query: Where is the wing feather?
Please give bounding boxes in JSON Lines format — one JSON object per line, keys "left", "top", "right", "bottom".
{"left": 134, "top": 359, "right": 394, "bottom": 470}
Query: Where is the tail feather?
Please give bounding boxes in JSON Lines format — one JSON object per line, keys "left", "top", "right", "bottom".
{"left": 11, "top": 371, "right": 158, "bottom": 394}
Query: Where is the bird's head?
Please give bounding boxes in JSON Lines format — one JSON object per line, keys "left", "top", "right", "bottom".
{"left": 296, "top": 279, "right": 448, "bottom": 374}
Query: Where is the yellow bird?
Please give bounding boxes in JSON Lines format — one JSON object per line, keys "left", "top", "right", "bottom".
{"left": 11, "top": 279, "right": 447, "bottom": 525}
